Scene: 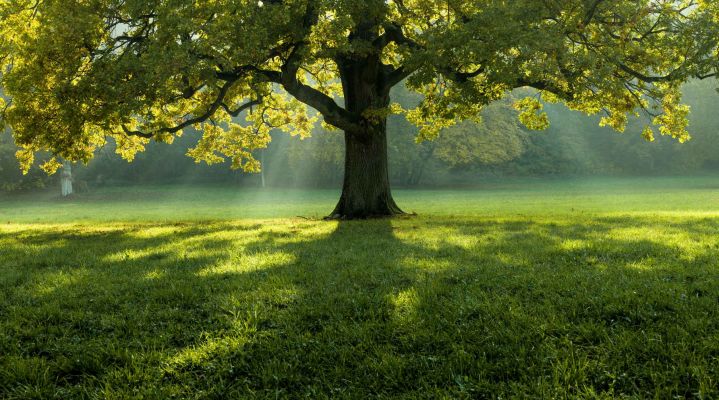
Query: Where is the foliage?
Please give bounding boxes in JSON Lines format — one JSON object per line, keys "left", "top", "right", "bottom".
{"left": 497, "top": 79, "right": 719, "bottom": 177}
{"left": 0, "top": 0, "right": 716, "bottom": 174}
{"left": 0, "top": 132, "right": 53, "bottom": 191}
{"left": 433, "top": 102, "right": 526, "bottom": 168}
{"left": 76, "top": 130, "right": 256, "bottom": 186}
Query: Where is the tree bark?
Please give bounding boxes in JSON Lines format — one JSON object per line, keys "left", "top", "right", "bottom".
{"left": 260, "top": 148, "right": 266, "bottom": 188}
{"left": 60, "top": 161, "right": 73, "bottom": 197}
{"left": 329, "top": 58, "right": 404, "bottom": 219}
{"left": 330, "top": 120, "right": 403, "bottom": 218}
{"left": 409, "top": 142, "right": 437, "bottom": 186}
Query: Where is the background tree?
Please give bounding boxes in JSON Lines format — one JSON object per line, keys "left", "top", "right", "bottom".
{"left": 0, "top": 132, "right": 53, "bottom": 191}
{"left": 0, "top": 0, "right": 716, "bottom": 217}
{"left": 286, "top": 126, "right": 345, "bottom": 187}
{"left": 60, "top": 161, "right": 73, "bottom": 197}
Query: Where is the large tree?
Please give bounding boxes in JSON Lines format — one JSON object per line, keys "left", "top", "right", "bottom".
{"left": 0, "top": 0, "right": 716, "bottom": 218}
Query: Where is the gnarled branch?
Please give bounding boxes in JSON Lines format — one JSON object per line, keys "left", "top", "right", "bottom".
{"left": 122, "top": 78, "right": 256, "bottom": 138}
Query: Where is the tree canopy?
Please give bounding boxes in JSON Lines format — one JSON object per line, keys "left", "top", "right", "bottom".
{"left": 0, "top": 0, "right": 717, "bottom": 176}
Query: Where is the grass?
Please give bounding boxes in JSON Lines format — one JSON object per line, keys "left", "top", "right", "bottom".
{"left": 1, "top": 176, "right": 718, "bottom": 398}
{"left": 1, "top": 175, "right": 718, "bottom": 222}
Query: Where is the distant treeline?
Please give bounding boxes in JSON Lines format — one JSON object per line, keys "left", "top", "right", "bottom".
{"left": 1, "top": 81, "right": 718, "bottom": 192}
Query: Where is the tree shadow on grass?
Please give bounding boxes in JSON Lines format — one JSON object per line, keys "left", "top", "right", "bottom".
{"left": 1, "top": 216, "right": 718, "bottom": 398}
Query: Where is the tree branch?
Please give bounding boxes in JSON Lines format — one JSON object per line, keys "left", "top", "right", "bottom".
{"left": 277, "top": 45, "right": 363, "bottom": 134}
{"left": 378, "top": 22, "right": 485, "bottom": 89}
{"left": 515, "top": 77, "right": 573, "bottom": 99}
{"left": 583, "top": 0, "right": 606, "bottom": 26}
{"left": 616, "top": 63, "right": 682, "bottom": 83}
{"left": 696, "top": 72, "right": 718, "bottom": 80}
{"left": 443, "top": 67, "right": 485, "bottom": 84}
{"left": 221, "top": 98, "right": 262, "bottom": 117}
{"left": 373, "top": 23, "right": 418, "bottom": 50}
{"left": 122, "top": 78, "right": 248, "bottom": 138}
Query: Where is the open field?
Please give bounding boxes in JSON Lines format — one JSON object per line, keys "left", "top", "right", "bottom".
{"left": 1, "top": 177, "right": 719, "bottom": 398}
{"left": 2, "top": 176, "right": 719, "bottom": 222}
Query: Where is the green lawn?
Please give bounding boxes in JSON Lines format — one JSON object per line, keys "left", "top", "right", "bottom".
{"left": 1, "top": 176, "right": 719, "bottom": 222}
{"left": 1, "top": 177, "right": 718, "bottom": 398}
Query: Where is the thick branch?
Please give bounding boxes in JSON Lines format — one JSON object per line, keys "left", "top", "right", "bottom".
{"left": 235, "top": 4, "right": 365, "bottom": 135}
{"left": 373, "top": 23, "right": 418, "bottom": 50}
{"left": 617, "top": 63, "right": 682, "bottom": 83}
{"left": 583, "top": 0, "right": 606, "bottom": 26}
{"left": 378, "top": 22, "right": 485, "bottom": 89}
{"left": 384, "top": 65, "right": 416, "bottom": 89}
{"left": 283, "top": 77, "right": 363, "bottom": 133}
{"left": 249, "top": 39, "right": 364, "bottom": 134}
{"left": 122, "top": 78, "right": 250, "bottom": 138}
{"left": 515, "top": 77, "right": 573, "bottom": 99}
{"left": 215, "top": 57, "right": 363, "bottom": 134}
{"left": 221, "top": 98, "right": 262, "bottom": 117}
{"left": 286, "top": 78, "right": 362, "bottom": 133}
{"left": 443, "top": 67, "right": 485, "bottom": 84}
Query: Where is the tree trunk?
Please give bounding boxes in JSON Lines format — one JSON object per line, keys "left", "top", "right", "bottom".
{"left": 260, "top": 148, "right": 266, "bottom": 188}
{"left": 60, "top": 161, "right": 73, "bottom": 197}
{"left": 329, "top": 58, "right": 404, "bottom": 219}
{"left": 330, "top": 121, "right": 403, "bottom": 218}
{"left": 409, "top": 142, "right": 437, "bottom": 186}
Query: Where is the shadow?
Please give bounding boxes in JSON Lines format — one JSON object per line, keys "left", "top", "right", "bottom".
{"left": 1, "top": 215, "right": 718, "bottom": 398}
